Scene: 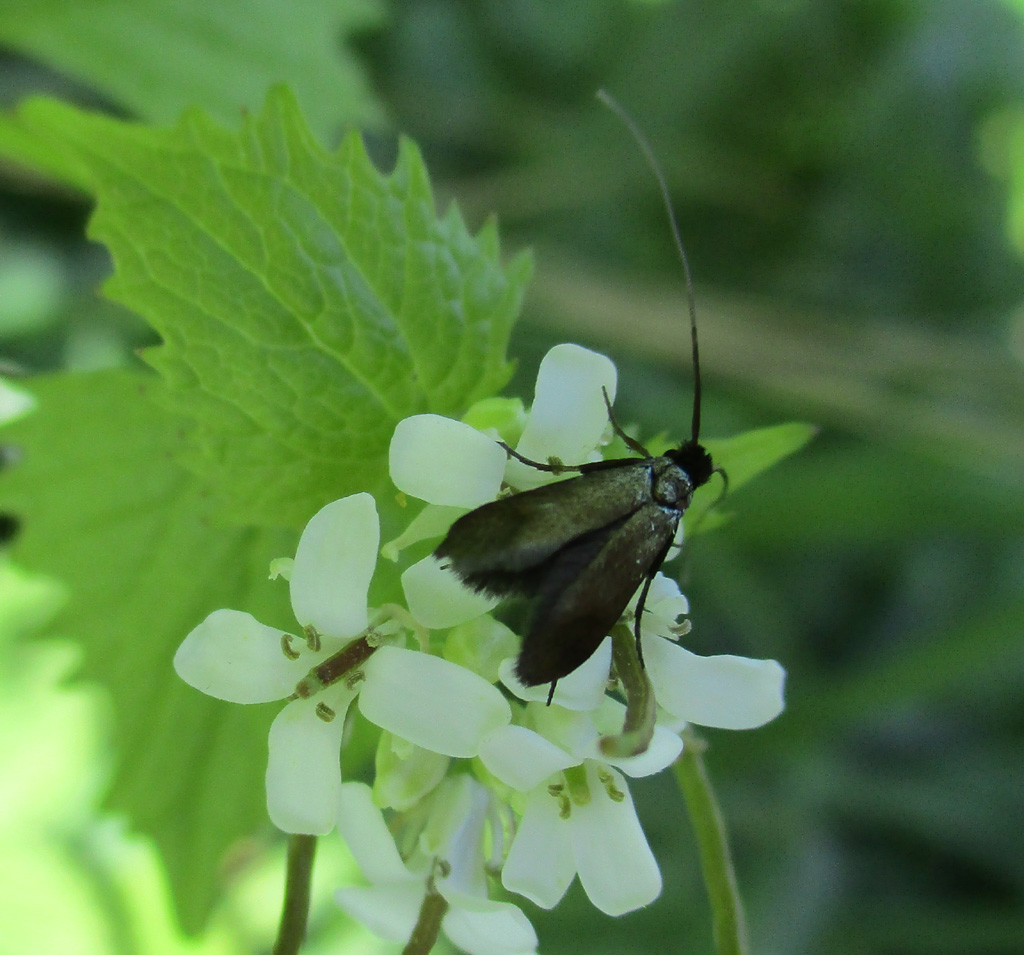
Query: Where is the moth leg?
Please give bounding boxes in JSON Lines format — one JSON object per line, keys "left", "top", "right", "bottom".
{"left": 601, "top": 387, "right": 651, "bottom": 458}
{"left": 632, "top": 575, "right": 654, "bottom": 669}
{"left": 498, "top": 441, "right": 587, "bottom": 474}
{"left": 632, "top": 536, "right": 676, "bottom": 668}
{"left": 546, "top": 679, "right": 559, "bottom": 706}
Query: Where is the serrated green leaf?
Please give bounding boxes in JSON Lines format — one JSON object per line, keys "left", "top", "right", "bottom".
{"left": 0, "top": 0, "right": 384, "bottom": 138}
{"left": 18, "top": 88, "right": 532, "bottom": 528}
{"left": 0, "top": 370, "right": 297, "bottom": 931}
{"left": 688, "top": 422, "right": 817, "bottom": 532}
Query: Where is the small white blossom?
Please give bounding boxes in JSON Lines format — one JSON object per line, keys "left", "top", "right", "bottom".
{"left": 174, "top": 494, "right": 511, "bottom": 834}
{"left": 478, "top": 701, "right": 682, "bottom": 916}
{"left": 636, "top": 575, "right": 786, "bottom": 729}
{"left": 503, "top": 761, "right": 661, "bottom": 917}
{"left": 336, "top": 779, "right": 538, "bottom": 955}
{"left": 503, "top": 343, "right": 617, "bottom": 490}
{"left": 499, "top": 758, "right": 665, "bottom": 914}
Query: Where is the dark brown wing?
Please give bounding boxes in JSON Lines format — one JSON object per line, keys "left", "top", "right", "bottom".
{"left": 514, "top": 502, "right": 679, "bottom": 686}
{"left": 435, "top": 461, "right": 653, "bottom": 595}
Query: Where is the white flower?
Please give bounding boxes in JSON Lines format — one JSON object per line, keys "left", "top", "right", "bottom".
{"left": 174, "top": 494, "right": 511, "bottom": 834}
{"left": 636, "top": 575, "right": 786, "bottom": 730}
{"left": 336, "top": 779, "right": 538, "bottom": 955}
{"left": 388, "top": 343, "right": 617, "bottom": 630}
{"left": 503, "top": 343, "right": 618, "bottom": 490}
{"left": 478, "top": 701, "right": 682, "bottom": 916}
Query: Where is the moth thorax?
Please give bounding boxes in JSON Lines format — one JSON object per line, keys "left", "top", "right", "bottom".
{"left": 651, "top": 458, "right": 694, "bottom": 510}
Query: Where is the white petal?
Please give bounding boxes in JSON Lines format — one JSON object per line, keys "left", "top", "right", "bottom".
{"left": 359, "top": 647, "right": 511, "bottom": 757}
{"left": 506, "top": 344, "right": 617, "bottom": 489}
{"left": 527, "top": 705, "right": 601, "bottom": 762}
{"left": 637, "top": 574, "right": 690, "bottom": 639}
{"left": 441, "top": 892, "right": 538, "bottom": 955}
{"left": 570, "top": 764, "right": 661, "bottom": 915}
{"left": 644, "top": 636, "right": 786, "bottom": 729}
{"left": 402, "top": 556, "right": 499, "bottom": 629}
{"left": 426, "top": 777, "right": 489, "bottom": 898}
{"left": 335, "top": 884, "right": 424, "bottom": 942}
{"left": 601, "top": 726, "right": 683, "bottom": 777}
{"left": 646, "top": 573, "right": 687, "bottom": 609}
{"left": 266, "top": 689, "right": 353, "bottom": 834}
{"left": 373, "top": 733, "right": 450, "bottom": 811}
{"left": 502, "top": 784, "right": 576, "bottom": 909}
{"left": 390, "top": 414, "right": 507, "bottom": 506}
{"left": 290, "top": 494, "right": 378, "bottom": 636}
{"left": 381, "top": 503, "right": 465, "bottom": 561}
{"left": 587, "top": 698, "right": 684, "bottom": 777}
{"left": 444, "top": 616, "right": 520, "bottom": 684}
{"left": 478, "top": 725, "right": 576, "bottom": 792}
{"left": 498, "top": 637, "right": 611, "bottom": 711}
{"left": 174, "top": 608, "right": 298, "bottom": 703}
{"left": 337, "top": 782, "right": 413, "bottom": 884}
{"left": 419, "top": 775, "right": 477, "bottom": 859}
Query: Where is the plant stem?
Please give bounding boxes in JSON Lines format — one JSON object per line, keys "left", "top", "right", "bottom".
{"left": 272, "top": 834, "right": 317, "bottom": 955}
{"left": 402, "top": 883, "right": 449, "bottom": 955}
{"left": 674, "top": 729, "right": 749, "bottom": 955}
{"left": 599, "top": 623, "right": 657, "bottom": 758}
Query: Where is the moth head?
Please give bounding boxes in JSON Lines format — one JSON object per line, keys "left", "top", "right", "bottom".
{"left": 668, "top": 441, "right": 714, "bottom": 489}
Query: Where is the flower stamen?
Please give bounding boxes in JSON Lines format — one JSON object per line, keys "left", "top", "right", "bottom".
{"left": 344, "top": 669, "right": 366, "bottom": 691}
{"left": 669, "top": 619, "right": 692, "bottom": 639}
{"left": 597, "top": 767, "right": 626, "bottom": 803}
{"left": 316, "top": 702, "right": 336, "bottom": 722}
{"left": 281, "top": 634, "right": 301, "bottom": 660}
{"left": 302, "top": 625, "right": 321, "bottom": 653}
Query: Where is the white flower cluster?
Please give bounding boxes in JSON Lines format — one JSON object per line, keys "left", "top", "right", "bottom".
{"left": 174, "top": 344, "right": 786, "bottom": 955}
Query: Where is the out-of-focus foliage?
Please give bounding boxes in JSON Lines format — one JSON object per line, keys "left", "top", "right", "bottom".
{"left": 2, "top": 0, "right": 1024, "bottom": 953}
{"left": 0, "top": 0, "right": 384, "bottom": 134}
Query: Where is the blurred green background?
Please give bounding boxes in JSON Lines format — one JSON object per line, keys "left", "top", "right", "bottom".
{"left": 2, "top": 0, "right": 1023, "bottom": 953}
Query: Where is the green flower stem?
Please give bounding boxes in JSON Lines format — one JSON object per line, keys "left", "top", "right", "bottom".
{"left": 599, "top": 623, "right": 657, "bottom": 758}
{"left": 272, "top": 834, "right": 317, "bottom": 955}
{"left": 674, "top": 729, "right": 749, "bottom": 955}
{"left": 402, "top": 880, "right": 449, "bottom": 955}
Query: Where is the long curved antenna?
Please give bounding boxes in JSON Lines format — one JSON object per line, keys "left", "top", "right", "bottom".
{"left": 596, "top": 89, "right": 703, "bottom": 445}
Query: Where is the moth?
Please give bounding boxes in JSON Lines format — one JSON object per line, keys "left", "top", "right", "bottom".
{"left": 435, "top": 91, "right": 721, "bottom": 695}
